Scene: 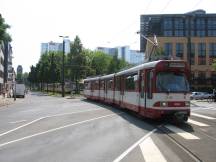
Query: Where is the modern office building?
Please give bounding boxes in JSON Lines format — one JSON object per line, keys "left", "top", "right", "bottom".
{"left": 140, "top": 9, "right": 216, "bottom": 91}
{"left": 41, "top": 40, "right": 71, "bottom": 55}
{"left": 96, "top": 47, "right": 117, "bottom": 56}
{"left": 96, "top": 46, "right": 145, "bottom": 65}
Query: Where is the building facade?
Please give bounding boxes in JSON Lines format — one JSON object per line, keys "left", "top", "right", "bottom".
{"left": 97, "top": 46, "right": 145, "bottom": 65}
{"left": 41, "top": 40, "right": 70, "bottom": 55}
{"left": 140, "top": 10, "right": 216, "bottom": 91}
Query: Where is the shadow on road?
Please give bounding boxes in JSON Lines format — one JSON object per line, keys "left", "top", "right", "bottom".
{"left": 82, "top": 99, "right": 196, "bottom": 135}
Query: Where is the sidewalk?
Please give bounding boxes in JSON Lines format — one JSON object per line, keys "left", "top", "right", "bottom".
{"left": 0, "top": 96, "right": 14, "bottom": 107}
{"left": 191, "top": 99, "right": 216, "bottom": 107}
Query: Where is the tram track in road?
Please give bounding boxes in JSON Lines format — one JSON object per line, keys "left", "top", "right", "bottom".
{"left": 156, "top": 124, "right": 202, "bottom": 162}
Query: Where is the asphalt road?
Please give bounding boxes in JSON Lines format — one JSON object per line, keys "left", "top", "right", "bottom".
{"left": 0, "top": 92, "right": 216, "bottom": 162}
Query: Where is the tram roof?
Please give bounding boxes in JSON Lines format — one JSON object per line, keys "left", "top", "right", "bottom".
{"left": 100, "top": 74, "right": 115, "bottom": 80}
{"left": 83, "top": 76, "right": 100, "bottom": 82}
{"left": 115, "top": 60, "right": 161, "bottom": 76}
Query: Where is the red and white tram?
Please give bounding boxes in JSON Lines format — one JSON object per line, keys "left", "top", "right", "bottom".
{"left": 84, "top": 60, "right": 190, "bottom": 122}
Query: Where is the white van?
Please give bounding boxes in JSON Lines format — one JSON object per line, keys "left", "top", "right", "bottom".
{"left": 15, "top": 84, "right": 26, "bottom": 98}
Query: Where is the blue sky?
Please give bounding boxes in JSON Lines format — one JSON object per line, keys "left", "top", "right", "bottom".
{"left": 0, "top": 0, "right": 215, "bottom": 72}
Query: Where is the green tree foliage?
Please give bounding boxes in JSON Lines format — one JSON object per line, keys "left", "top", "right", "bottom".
{"left": 212, "top": 59, "right": 216, "bottom": 70}
{"left": 0, "top": 14, "right": 12, "bottom": 42}
{"left": 29, "top": 36, "right": 132, "bottom": 93}
{"left": 91, "top": 51, "right": 112, "bottom": 75}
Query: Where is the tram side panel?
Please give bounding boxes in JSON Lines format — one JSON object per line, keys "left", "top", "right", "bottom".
{"left": 121, "top": 73, "right": 139, "bottom": 112}
{"left": 104, "top": 79, "right": 114, "bottom": 104}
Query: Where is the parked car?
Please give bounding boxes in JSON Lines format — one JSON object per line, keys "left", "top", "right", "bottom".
{"left": 202, "top": 92, "right": 213, "bottom": 99}
{"left": 190, "top": 92, "right": 213, "bottom": 100}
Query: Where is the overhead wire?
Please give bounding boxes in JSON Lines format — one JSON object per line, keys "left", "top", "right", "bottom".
{"left": 105, "top": 0, "right": 153, "bottom": 47}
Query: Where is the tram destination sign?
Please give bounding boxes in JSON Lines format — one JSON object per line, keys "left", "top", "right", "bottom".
{"left": 168, "top": 62, "right": 185, "bottom": 68}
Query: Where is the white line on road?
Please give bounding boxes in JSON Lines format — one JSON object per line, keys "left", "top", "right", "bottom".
{"left": 9, "top": 120, "right": 27, "bottom": 124}
{"left": 113, "top": 128, "right": 158, "bottom": 162}
{"left": 0, "top": 112, "right": 123, "bottom": 148}
{"left": 191, "top": 113, "right": 216, "bottom": 120}
{"left": 0, "top": 108, "right": 102, "bottom": 137}
{"left": 188, "top": 119, "right": 209, "bottom": 127}
{"left": 165, "top": 125, "right": 200, "bottom": 140}
{"left": 139, "top": 137, "right": 167, "bottom": 162}
{"left": 0, "top": 118, "right": 43, "bottom": 138}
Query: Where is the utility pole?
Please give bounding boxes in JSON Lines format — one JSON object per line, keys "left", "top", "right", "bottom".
{"left": 187, "top": 15, "right": 192, "bottom": 86}
{"left": 59, "top": 36, "right": 68, "bottom": 97}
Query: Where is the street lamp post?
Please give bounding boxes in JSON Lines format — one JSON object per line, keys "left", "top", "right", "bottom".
{"left": 59, "top": 36, "right": 68, "bottom": 97}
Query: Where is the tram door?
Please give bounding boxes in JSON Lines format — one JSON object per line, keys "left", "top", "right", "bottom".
{"left": 104, "top": 80, "right": 108, "bottom": 101}
{"left": 145, "top": 69, "right": 153, "bottom": 109}
{"left": 140, "top": 71, "right": 146, "bottom": 110}
{"left": 119, "top": 76, "right": 124, "bottom": 106}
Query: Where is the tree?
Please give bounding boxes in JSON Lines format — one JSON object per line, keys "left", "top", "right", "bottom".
{"left": 91, "top": 51, "right": 112, "bottom": 75}
{"left": 67, "top": 36, "right": 86, "bottom": 93}
{"left": 212, "top": 59, "right": 216, "bottom": 70}
{"left": 0, "top": 14, "right": 12, "bottom": 42}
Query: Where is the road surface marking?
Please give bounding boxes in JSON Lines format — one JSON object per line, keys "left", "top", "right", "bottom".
{"left": 139, "top": 137, "right": 167, "bottom": 162}
{"left": 165, "top": 125, "right": 200, "bottom": 140}
{"left": 188, "top": 119, "right": 209, "bottom": 127}
{"left": 0, "top": 118, "right": 43, "bottom": 138}
{"left": 0, "top": 108, "right": 102, "bottom": 137}
{"left": 0, "top": 112, "right": 123, "bottom": 148}
{"left": 9, "top": 120, "right": 27, "bottom": 124}
{"left": 191, "top": 113, "right": 216, "bottom": 120}
{"left": 113, "top": 128, "right": 158, "bottom": 162}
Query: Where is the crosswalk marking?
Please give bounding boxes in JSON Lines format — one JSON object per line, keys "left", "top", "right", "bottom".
{"left": 188, "top": 119, "right": 209, "bottom": 127}
{"left": 191, "top": 113, "right": 216, "bottom": 120}
{"left": 139, "top": 137, "right": 167, "bottom": 162}
{"left": 165, "top": 125, "right": 200, "bottom": 140}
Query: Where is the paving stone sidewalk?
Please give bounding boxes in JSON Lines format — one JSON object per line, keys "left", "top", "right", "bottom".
{"left": 0, "top": 97, "right": 14, "bottom": 107}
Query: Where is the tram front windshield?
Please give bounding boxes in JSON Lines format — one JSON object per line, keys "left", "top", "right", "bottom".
{"left": 156, "top": 72, "right": 189, "bottom": 92}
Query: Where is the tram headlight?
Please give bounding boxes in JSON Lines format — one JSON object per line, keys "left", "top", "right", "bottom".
{"left": 160, "top": 102, "right": 168, "bottom": 107}
{"left": 185, "top": 101, "right": 190, "bottom": 107}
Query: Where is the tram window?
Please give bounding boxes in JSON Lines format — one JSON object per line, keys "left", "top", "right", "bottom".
{"left": 100, "top": 80, "right": 104, "bottom": 90}
{"left": 84, "top": 82, "right": 89, "bottom": 89}
{"left": 125, "top": 74, "right": 137, "bottom": 91}
{"left": 115, "top": 77, "right": 120, "bottom": 91}
{"left": 95, "top": 81, "right": 99, "bottom": 90}
{"left": 108, "top": 80, "right": 113, "bottom": 90}
{"left": 141, "top": 75, "right": 144, "bottom": 98}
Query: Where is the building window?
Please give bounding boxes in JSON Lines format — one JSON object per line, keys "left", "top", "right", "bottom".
{"left": 164, "top": 30, "right": 172, "bottom": 36}
{"left": 207, "top": 18, "right": 216, "bottom": 36}
{"left": 185, "top": 19, "right": 195, "bottom": 36}
{"left": 209, "top": 43, "right": 216, "bottom": 65}
{"left": 209, "top": 43, "right": 216, "bottom": 57}
{"left": 164, "top": 43, "right": 172, "bottom": 56}
{"left": 208, "top": 30, "right": 216, "bottom": 36}
{"left": 198, "top": 43, "right": 206, "bottom": 57}
{"left": 163, "top": 18, "right": 173, "bottom": 36}
{"left": 174, "top": 18, "right": 184, "bottom": 36}
{"left": 196, "top": 18, "right": 206, "bottom": 37}
{"left": 163, "top": 18, "right": 172, "bottom": 30}
{"left": 176, "top": 43, "right": 184, "bottom": 58}
{"left": 198, "top": 43, "right": 206, "bottom": 65}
